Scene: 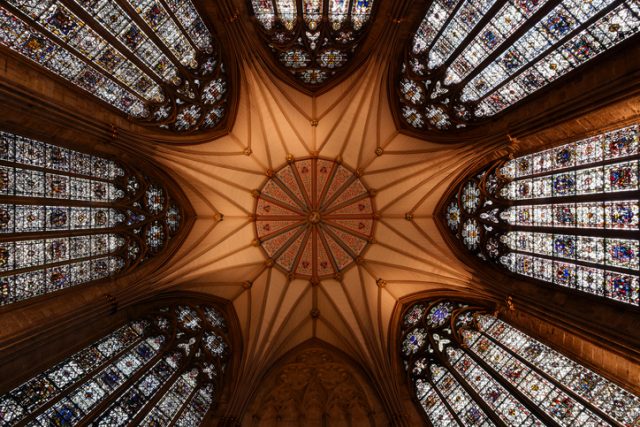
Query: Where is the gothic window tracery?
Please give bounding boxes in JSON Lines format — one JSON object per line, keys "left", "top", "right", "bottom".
{"left": 443, "top": 124, "right": 640, "bottom": 306}
{"left": 0, "top": 303, "right": 229, "bottom": 426}
{"left": 249, "top": 0, "right": 375, "bottom": 86}
{"left": 400, "top": 298, "right": 640, "bottom": 426}
{"left": 398, "top": 0, "right": 640, "bottom": 131}
{"left": 0, "top": 130, "right": 183, "bottom": 307}
{"left": 0, "top": 0, "right": 228, "bottom": 133}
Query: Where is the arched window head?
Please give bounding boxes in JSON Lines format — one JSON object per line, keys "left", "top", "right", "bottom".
{"left": 0, "top": 0, "right": 229, "bottom": 133}
{"left": 249, "top": 0, "right": 376, "bottom": 87}
{"left": 0, "top": 303, "right": 230, "bottom": 425}
{"left": 398, "top": 0, "right": 640, "bottom": 131}
{"left": 443, "top": 123, "right": 640, "bottom": 306}
{"left": 0, "top": 130, "right": 184, "bottom": 307}
{"left": 400, "top": 298, "right": 640, "bottom": 426}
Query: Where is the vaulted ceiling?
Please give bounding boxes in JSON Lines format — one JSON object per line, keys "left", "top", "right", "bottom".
{"left": 0, "top": 0, "right": 639, "bottom": 423}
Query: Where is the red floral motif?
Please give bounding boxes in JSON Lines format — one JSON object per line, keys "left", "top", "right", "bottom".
{"left": 255, "top": 158, "right": 376, "bottom": 280}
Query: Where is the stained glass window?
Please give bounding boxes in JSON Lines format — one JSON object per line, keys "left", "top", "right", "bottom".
{"left": 0, "top": 130, "right": 182, "bottom": 307}
{"left": 249, "top": 0, "right": 375, "bottom": 86}
{"left": 444, "top": 123, "right": 640, "bottom": 305}
{"left": 399, "top": 0, "right": 640, "bottom": 131}
{"left": 0, "top": 303, "right": 229, "bottom": 426}
{"left": 0, "top": 0, "right": 228, "bottom": 133}
{"left": 401, "top": 298, "right": 640, "bottom": 426}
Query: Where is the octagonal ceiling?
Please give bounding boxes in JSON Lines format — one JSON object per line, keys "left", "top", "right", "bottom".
{"left": 124, "top": 46, "right": 507, "bottom": 410}
{"left": 1, "top": 0, "right": 639, "bottom": 419}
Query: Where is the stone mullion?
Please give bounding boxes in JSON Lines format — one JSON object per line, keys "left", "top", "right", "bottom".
{"left": 0, "top": 2, "right": 148, "bottom": 105}
{"left": 0, "top": 196, "right": 129, "bottom": 209}
{"left": 502, "top": 224, "right": 640, "bottom": 240}
{"left": 0, "top": 247, "right": 126, "bottom": 279}
{"left": 167, "top": 381, "right": 201, "bottom": 427}
{"left": 458, "top": 341, "right": 562, "bottom": 427}
{"left": 112, "top": 0, "right": 194, "bottom": 82}
{"left": 508, "top": 247, "right": 635, "bottom": 277}
{"left": 127, "top": 329, "right": 204, "bottom": 426}
{"left": 295, "top": 0, "right": 304, "bottom": 24}
{"left": 57, "top": 0, "right": 168, "bottom": 91}
{"left": 448, "top": 306, "right": 562, "bottom": 426}
{"left": 427, "top": 332, "right": 508, "bottom": 427}
{"left": 423, "top": 370, "right": 466, "bottom": 427}
{"left": 431, "top": 0, "right": 509, "bottom": 83}
{"left": 0, "top": 160, "right": 117, "bottom": 184}
{"left": 14, "top": 332, "right": 147, "bottom": 427}
{"left": 466, "top": 0, "right": 625, "bottom": 109}
{"left": 448, "top": 0, "right": 564, "bottom": 93}
{"left": 479, "top": 327, "right": 622, "bottom": 425}
{"left": 74, "top": 322, "right": 179, "bottom": 427}
{"left": 156, "top": 0, "right": 201, "bottom": 55}
{"left": 0, "top": 226, "right": 133, "bottom": 244}
{"left": 417, "top": 0, "right": 469, "bottom": 63}
{"left": 507, "top": 153, "right": 640, "bottom": 182}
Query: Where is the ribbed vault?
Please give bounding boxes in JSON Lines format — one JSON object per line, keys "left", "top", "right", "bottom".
{"left": 1, "top": 2, "right": 640, "bottom": 425}
{"left": 114, "top": 20, "right": 516, "bottom": 422}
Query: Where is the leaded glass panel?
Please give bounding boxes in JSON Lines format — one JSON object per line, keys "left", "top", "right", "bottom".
{"left": 0, "top": 303, "right": 229, "bottom": 426}
{"left": 0, "top": 130, "right": 183, "bottom": 307}
{"left": 249, "top": 0, "right": 376, "bottom": 86}
{"left": 0, "top": 0, "right": 229, "bottom": 133}
{"left": 401, "top": 298, "right": 640, "bottom": 426}
{"left": 444, "top": 124, "right": 640, "bottom": 305}
{"left": 399, "top": 0, "right": 640, "bottom": 131}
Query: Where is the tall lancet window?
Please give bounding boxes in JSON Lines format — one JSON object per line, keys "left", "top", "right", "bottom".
{"left": 444, "top": 124, "right": 640, "bottom": 306}
{"left": 249, "top": 0, "right": 375, "bottom": 86}
{"left": 400, "top": 298, "right": 640, "bottom": 426}
{"left": 0, "top": 0, "right": 228, "bottom": 133}
{"left": 0, "top": 130, "right": 182, "bottom": 307}
{"left": 0, "top": 303, "right": 230, "bottom": 426}
{"left": 398, "top": 0, "right": 640, "bottom": 131}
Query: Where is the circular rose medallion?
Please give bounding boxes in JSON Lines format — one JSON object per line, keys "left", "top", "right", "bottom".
{"left": 255, "top": 158, "right": 376, "bottom": 280}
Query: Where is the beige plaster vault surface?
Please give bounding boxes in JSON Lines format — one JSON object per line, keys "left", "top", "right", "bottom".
{"left": 133, "top": 46, "right": 505, "bottom": 411}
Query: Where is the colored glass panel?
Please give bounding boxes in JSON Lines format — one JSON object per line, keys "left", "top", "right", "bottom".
{"left": 445, "top": 123, "right": 640, "bottom": 305}
{"left": 0, "top": 304, "right": 229, "bottom": 426}
{"left": 400, "top": 1, "right": 640, "bottom": 130}
{"left": 401, "top": 299, "right": 640, "bottom": 426}
{"left": 0, "top": 0, "right": 228, "bottom": 132}
{"left": 0, "top": 130, "right": 182, "bottom": 307}
{"left": 250, "top": 0, "right": 375, "bottom": 86}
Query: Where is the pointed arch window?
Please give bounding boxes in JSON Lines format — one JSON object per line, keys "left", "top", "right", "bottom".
{"left": 249, "top": 0, "right": 375, "bottom": 86}
{"left": 0, "top": 130, "right": 183, "bottom": 307}
{"left": 400, "top": 298, "right": 640, "bottom": 426}
{"left": 0, "top": 0, "right": 228, "bottom": 133}
{"left": 444, "top": 123, "right": 640, "bottom": 306}
{"left": 399, "top": 0, "right": 640, "bottom": 131}
{"left": 0, "top": 303, "right": 230, "bottom": 426}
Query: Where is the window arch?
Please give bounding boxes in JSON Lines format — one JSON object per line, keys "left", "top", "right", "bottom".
{"left": 0, "top": 0, "right": 229, "bottom": 133}
{"left": 443, "top": 123, "right": 640, "bottom": 306}
{"left": 400, "top": 297, "right": 640, "bottom": 426}
{"left": 0, "top": 129, "right": 183, "bottom": 308}
{"left": 249, "top": 0, "right": 376, "bottom": 87}
{"left": 398, "top": 0, "right": 640, "bottom": 131}
{"left": 0, "top": 302, "right": 230, "bottom": 426}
